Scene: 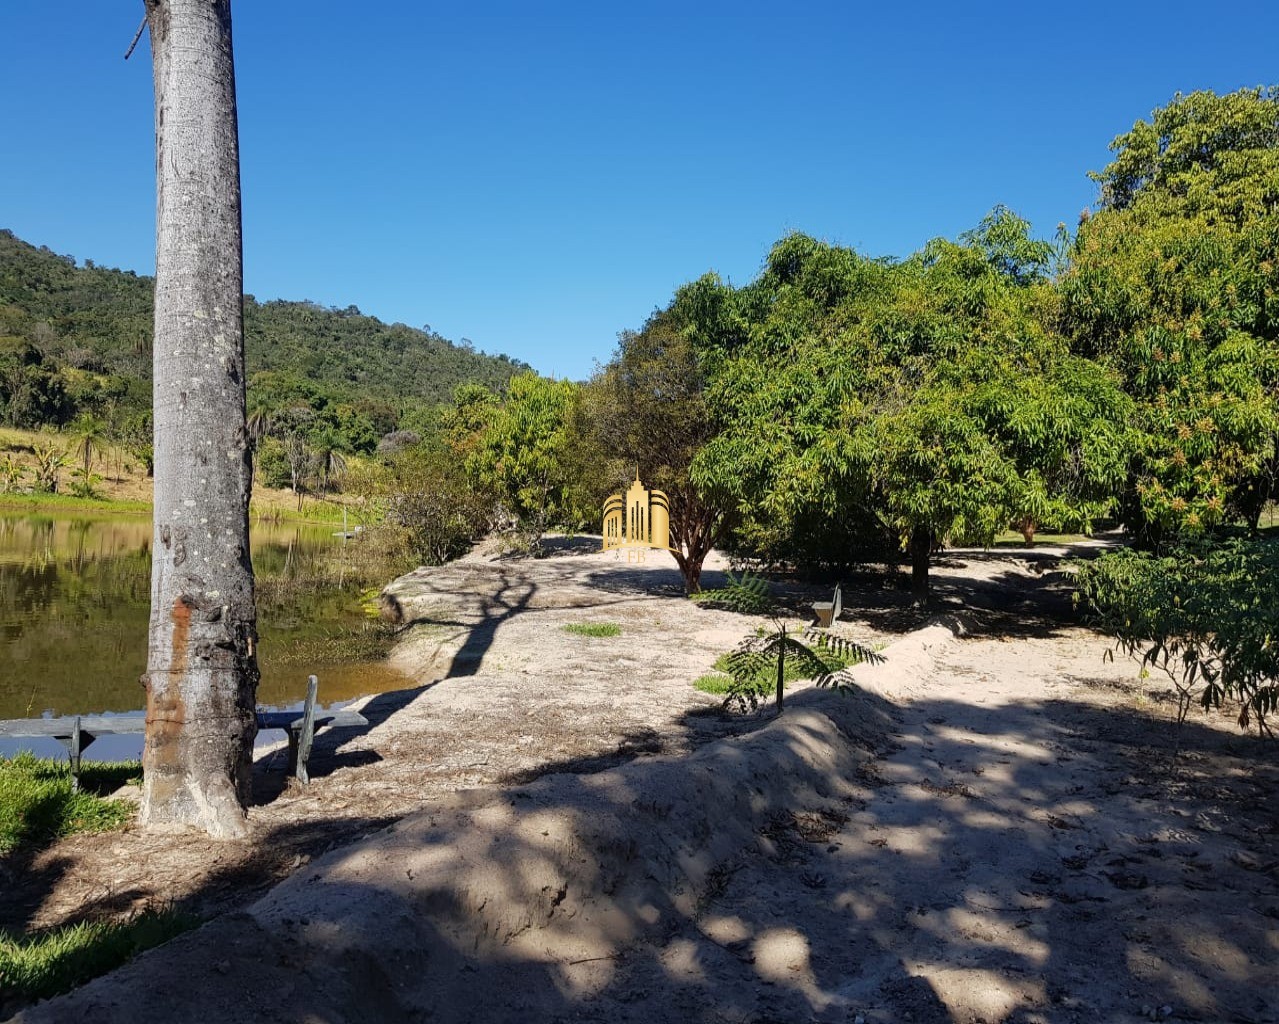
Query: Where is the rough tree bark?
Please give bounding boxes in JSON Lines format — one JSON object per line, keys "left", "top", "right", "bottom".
{"left": 141, "top": 0, "right": 259, "bottom": 837}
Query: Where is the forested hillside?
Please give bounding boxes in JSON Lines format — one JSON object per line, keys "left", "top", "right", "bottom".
{"left": 0, "top": 228, "right": 527, "bottom": 442}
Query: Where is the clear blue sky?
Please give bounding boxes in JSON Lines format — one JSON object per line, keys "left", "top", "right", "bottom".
{"left": 1, "top": 2, "right": 1275, "bottom": 380}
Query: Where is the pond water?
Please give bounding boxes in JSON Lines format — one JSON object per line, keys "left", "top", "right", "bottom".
{"left": 0, "top": 512, "right": 408, "bottom": 735}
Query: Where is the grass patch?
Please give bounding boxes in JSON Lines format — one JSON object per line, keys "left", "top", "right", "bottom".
{"left": 693, "top": 672, "right": 735, "bottom": 694}
{"left": 562, "top": 622, "right": 622, "bottom": 638}
{"left": 0, "top": 491, "right": 151, "bottom": 516}
{"left": 0, "top": 754, "right": 138, "bottom": 855}
{"left": 0, "top": 907, "right": 197, "bottom": 1005}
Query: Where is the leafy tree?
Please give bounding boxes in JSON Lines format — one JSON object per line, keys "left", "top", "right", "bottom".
{"left": 1062, "top": 87, "right": 1279, "bottom": 543}
{"left": 694, "top": 215, "right": 1130, "bottom": 600}
{"left": 587, "top": 291, "right": 729, "bottom": 593}
{"left": 377, "top": 445, "right": 493, "bottom": 565}
{"left": 453, "top": 373, "right": 590, "bottom": 545}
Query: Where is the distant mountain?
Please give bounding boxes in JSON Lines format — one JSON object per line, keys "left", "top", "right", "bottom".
{"left": 0, "top": 228, "right": 528, "bottom": 436}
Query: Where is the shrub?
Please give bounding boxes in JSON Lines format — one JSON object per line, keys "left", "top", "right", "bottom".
{"left": 1075, "top": 538, "right": 1279, "bottom": 736}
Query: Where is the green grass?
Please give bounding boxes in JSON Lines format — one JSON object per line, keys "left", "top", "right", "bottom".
{"left": 562, "top": 622, "right": 622, "bottom": 638}
{"left": 0, "top": 491, "right": 151, "bottom": 516}
{"left": 692, "top": 672, "right": 735, "bottom": 694}
{"left": 0, "top": 754, "right": 138, "bottom": 855}
{"left": 0, "top": 908, "right": 197, "bottom": 1005}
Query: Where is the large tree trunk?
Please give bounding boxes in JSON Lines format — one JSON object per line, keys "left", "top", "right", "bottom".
{"left": 141, "top": 0, "right": 259, "bottom": 838}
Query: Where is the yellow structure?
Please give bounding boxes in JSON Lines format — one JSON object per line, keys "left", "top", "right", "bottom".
{"left": 602, "top": 472, "right": 672, "bottom": 553}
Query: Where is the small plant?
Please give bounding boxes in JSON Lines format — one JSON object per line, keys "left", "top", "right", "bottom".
{"left": 689, "top": 571, "right": 773, "bottom": 613}
{"left": 563, "top": 622, "right": 622, "bottom": 638}
{"left": 29, "top": 442, "right": 68, "bottom": 493}
{"left": 692, "top": 672, "right": 734, "bottom": 694}
{"left": 722, "top": 619, "right": 882, "bottom": 714}
{"left": 0, "top": 453, "right": 24, "bottom": 493}
{"left": 67, "top": 467, "right": 102, "bottom": 499}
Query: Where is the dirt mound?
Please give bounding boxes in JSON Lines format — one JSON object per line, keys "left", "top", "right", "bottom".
{"left": 12, "top": 682, "right": 899, "bottom": 1023}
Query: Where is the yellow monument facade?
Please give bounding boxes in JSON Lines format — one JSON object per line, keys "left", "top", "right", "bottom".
{"left": 602, "top": 472, "right": 672, "bottom": 554}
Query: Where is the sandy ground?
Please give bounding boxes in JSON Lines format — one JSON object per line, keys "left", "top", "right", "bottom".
{"left": 5, "top": 541, "right": 1278, "bottom": 1022}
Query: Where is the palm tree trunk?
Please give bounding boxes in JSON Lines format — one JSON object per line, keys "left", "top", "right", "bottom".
{"left": 141, "top": 0, "right": 259, "bottom": 837}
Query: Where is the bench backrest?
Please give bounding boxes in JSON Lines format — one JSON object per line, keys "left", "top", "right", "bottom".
{"left": 832, "top": 583, "right": 842, "bottom": 620}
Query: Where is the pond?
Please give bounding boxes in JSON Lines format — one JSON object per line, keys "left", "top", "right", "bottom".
{"left": 0, "top": 512, "right": 409, "bottom": 735}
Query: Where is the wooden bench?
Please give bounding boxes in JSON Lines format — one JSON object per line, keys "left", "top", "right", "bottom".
{"left": 811, "top": 583, "right": 842, "bottom": 628}
{"left": 0, "top": 676, "right": 366, "bottom": 788}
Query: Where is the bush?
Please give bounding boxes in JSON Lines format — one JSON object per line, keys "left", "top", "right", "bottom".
{"left": 381, "top": 447, "right": 492, "bottom": 565}
{"left": 1075, "top": 538, "right": 1279, "bottom": 735}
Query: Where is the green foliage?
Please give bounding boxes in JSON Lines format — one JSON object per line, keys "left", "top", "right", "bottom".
{"left": 0, "top": 229, "right": 527, "bottom": 448}
{"left": 454, "top": 373, "right": 594, "bottom": 543}
{"left": 0, "top": 754, "right": 137, "bottom": 854}
{"left": 1063, "top": 87, "right": 1279, "bottom": 542}
{"left": 1075, "top": 538, "right": 1279, "bottom": 736}
{"left": 687, "top": 571, "right": 772, "bottom": 613}
{"left": 28, "top": 442, "right": 68, "bottom": 494}
{"left": 562, "top": 622, "right": 622, "bottom": 637}
{"left": 720, "top": 621, "right": 881, "bottom": 713}
{"left": 0, "top": 907, "right": 197, "bottom": 1006}
{"left": 692, "top": 672, "right": 735, "bottom": 694}
{"left": 360, "top": 442, "right": 492, "bottom": 566}
{"left": 584, "top": 299, "right": 727, "bottom": 592}
{"left": 693, "top": 212, "right": 1132, "bottom": 592}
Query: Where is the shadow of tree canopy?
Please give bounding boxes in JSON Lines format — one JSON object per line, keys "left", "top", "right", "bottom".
{"left": 11, "top": 680, "right": 1277, "bottom": 1024}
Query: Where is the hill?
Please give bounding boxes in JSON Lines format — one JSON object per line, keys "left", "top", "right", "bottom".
{"left": 0, "top": 228, "right": 528, "bottom": 444}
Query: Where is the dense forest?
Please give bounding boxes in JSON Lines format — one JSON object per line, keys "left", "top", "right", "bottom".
{"left": 0, "top": 228, "right": 527, "bottom": 455}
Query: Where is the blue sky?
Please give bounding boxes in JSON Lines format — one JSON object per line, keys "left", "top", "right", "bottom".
{"left": 1, "top": 2, "right": 1275, "bottom": 380}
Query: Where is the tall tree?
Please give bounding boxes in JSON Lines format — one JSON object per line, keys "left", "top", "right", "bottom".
{"left": 141, "top": 0, "right": 259, "bottom": 837}
{"left": 1062, "top": 88, "right": 1279, "bottom": 543}
{"left": 588, "top": 290, "right": 730, "bottom": 594}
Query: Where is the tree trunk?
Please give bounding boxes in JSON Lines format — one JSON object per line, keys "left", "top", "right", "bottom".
{"left": 142, "top": 0, "right": 259, "bottom": 838}
{"left": 775, "top": 632, "right": 785, "bottom": 714}
{"left": 910, "top": 527, "right": 932, "bottom": 606}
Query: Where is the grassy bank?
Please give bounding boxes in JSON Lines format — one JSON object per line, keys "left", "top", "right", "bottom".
{"left": 0, "top": 754, "right": 138, "bottom": 855}
{"left": 0, "top": 426, "right": 354, "bottom": 525}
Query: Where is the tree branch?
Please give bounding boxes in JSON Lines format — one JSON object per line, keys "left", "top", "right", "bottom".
{"left": 124, "top": 14, "right": 147, "bottom": 60}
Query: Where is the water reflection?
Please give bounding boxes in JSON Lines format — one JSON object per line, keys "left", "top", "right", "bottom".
{"left": 0, "top": 512, "right": 406, "bottom": 720}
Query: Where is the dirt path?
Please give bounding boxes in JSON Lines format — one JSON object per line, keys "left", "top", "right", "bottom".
{"left": 6, "top": 543, "right": 1278, "bottom": 1023}
{"left": 649, "top": 628, "right": 1279, "bottom": 1023}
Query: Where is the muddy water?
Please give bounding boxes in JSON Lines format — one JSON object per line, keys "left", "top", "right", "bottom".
{"left": 0, "top": 512, "right": 407, "bottom": 731}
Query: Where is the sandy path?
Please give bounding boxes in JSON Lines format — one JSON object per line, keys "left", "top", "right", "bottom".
{"left": 630, "top": 628, "right": 1278, "bottom": 1023}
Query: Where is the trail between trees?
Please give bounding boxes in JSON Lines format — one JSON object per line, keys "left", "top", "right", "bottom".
{"left": 8, "top": 544, "right": 1278, "bottom": 1023}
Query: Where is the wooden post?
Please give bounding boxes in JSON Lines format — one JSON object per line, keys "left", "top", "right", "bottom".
{"left": 290, "top": 675, "right": 319, "bottom": 785}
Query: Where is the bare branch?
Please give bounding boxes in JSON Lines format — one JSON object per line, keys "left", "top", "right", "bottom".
{"left": 124, "top": 14, "right": 147, "bottom": 60}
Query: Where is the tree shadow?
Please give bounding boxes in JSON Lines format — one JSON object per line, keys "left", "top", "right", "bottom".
{"left": 9, "top": 680, "right": 1279, "bottom": 1023}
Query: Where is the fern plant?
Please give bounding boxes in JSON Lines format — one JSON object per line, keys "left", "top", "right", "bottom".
{"left": 689, "top": 571, "right": 773, "bottom": 614}
{"left": 723, "top": 619, "right": 882, "bottom": 714}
